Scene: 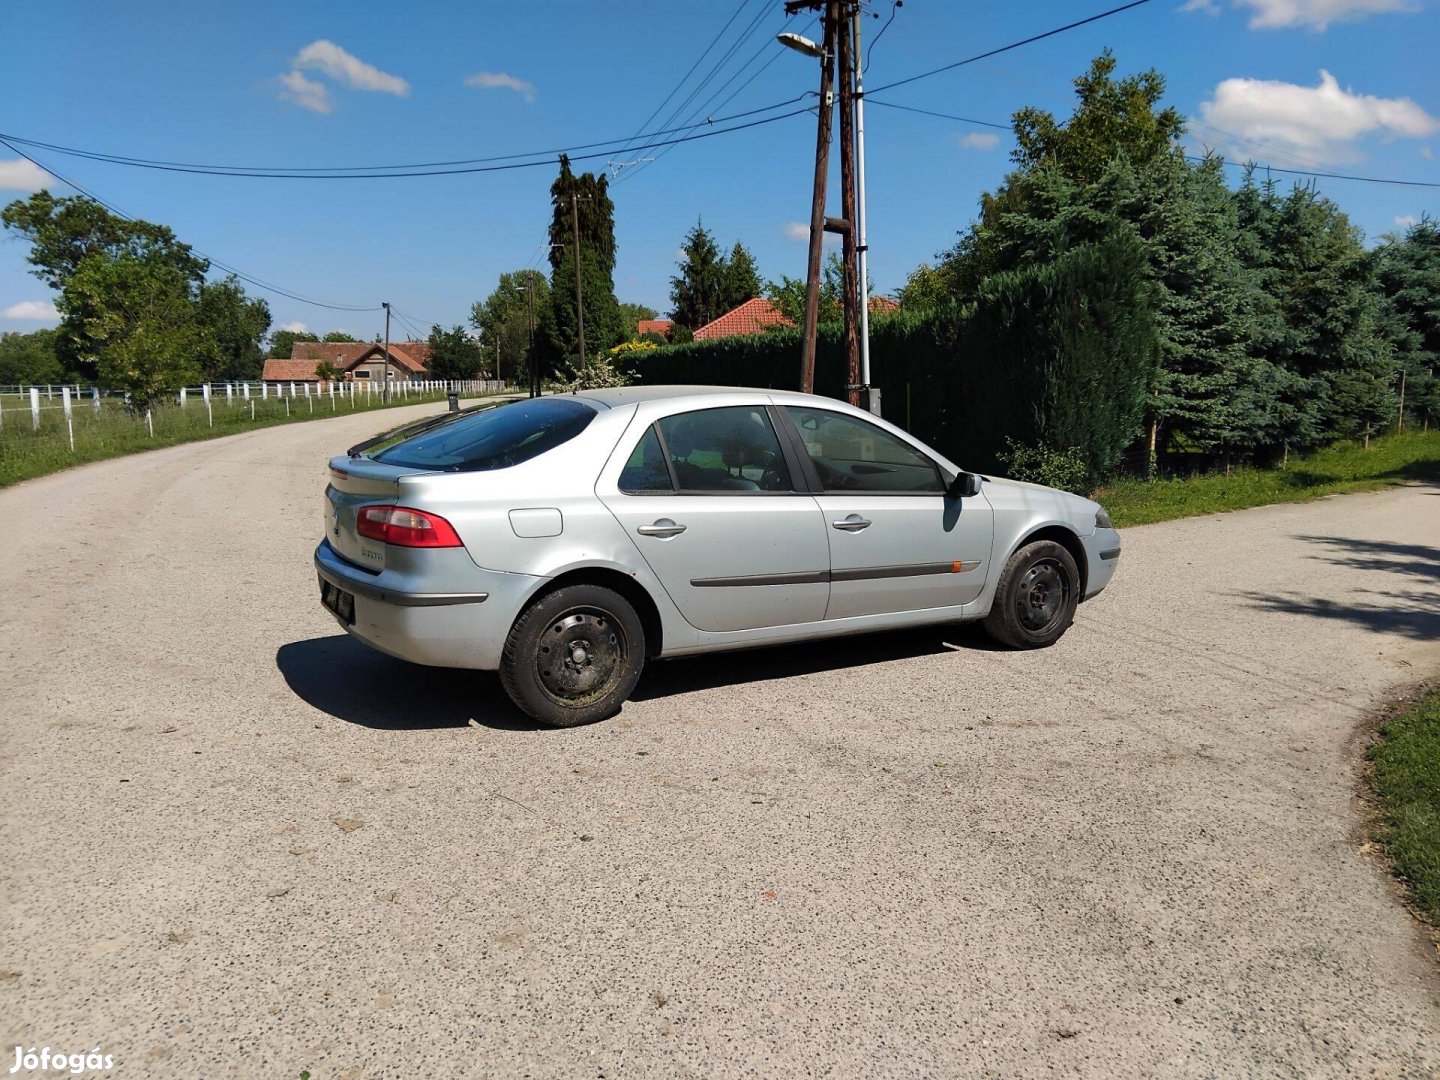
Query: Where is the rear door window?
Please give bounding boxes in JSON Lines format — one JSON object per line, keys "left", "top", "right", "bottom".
{"left": 618, "top": 426, "right": 674, "bottom": 493}
{"left": 372, "top": 398, "right": 596, "bottom": 472}
{"left": 656, "top": 407, "right": 794, "bottom": 492}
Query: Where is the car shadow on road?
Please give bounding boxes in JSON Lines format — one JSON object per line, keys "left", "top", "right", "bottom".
{"left": 278, "top": 623, "right": 996, "bottom": 730}
{"left": 276, "top": 635, "right": 543, "bottom": 732}
{"left": 1234, "top": 534, "right": 1440, "bottom": 641}
{"left": 632, "top": 622, "right": 998, "bottom": 702}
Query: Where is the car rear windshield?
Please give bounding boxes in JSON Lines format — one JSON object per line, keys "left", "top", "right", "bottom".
{"left": 371, "top": 398, "right": 597, "bottom": 472}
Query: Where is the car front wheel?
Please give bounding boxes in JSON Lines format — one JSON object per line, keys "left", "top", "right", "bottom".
{"left": 499, "top": 584, "right": 646, "bottom": 727}
{"left": 982, "top": 539, "right": 1080, "bottom": 650}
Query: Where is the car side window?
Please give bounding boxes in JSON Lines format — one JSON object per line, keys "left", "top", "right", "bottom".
{"left": 656, "top": 406, "right": 794, "bottom": 493}
{"left": 618, "top": 426, "right": 674, "bottom": 494}
{"left": 785, "top": 406, "right": 944, "bottom": 494}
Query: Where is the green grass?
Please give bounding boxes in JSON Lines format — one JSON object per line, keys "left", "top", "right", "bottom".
{"left": 1094, "top": 431, "right": 1440, "bottom": 527}
{"left": 1369, "top": 690, "right": 1440, "bottom": 923}
{"left": 0, "top": 387, "right": 506, "bottom": 489}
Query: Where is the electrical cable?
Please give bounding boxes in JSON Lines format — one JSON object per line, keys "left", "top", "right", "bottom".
{"left": 0, "top": 135, "right": 382, "bottom": 312}
{"left": 867, "top": 0, "right": 1161, "bottom": 96}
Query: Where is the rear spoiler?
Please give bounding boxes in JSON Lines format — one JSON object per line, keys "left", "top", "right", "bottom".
{"left": 344, "top": 400, "right": 509, "bottom": 459}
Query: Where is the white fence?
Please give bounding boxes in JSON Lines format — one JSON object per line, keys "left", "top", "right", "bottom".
{"left": 0, "top": 378, "right": 510, "bottom": 434}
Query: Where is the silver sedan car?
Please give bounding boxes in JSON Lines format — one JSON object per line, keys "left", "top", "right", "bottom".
{"left": 316, "top": 386, "right": 1121, "bottom": 726}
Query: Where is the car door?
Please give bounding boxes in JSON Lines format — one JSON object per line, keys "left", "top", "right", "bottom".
{"left": 780, "top": 404, "right": 994, "bottom": 620}
{"left": 598, "top": 404, "right": 830, "bottom": 633}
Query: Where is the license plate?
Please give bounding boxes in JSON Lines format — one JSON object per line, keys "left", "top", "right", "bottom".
{"left": 320, "top": 577, "right": 355, "bottom": 625}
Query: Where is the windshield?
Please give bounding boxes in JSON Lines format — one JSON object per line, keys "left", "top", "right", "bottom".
{"left": 371, "top": 397, "right": 598, "bottom": 472}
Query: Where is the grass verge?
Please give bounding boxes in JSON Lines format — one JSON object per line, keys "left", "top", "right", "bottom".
{"left": 0, "top": 388, "right": 505, "bottom": 489}
{"left": 1368, "top": 688, "right": 1440, "bottom": 924}
{"left": 1095, "top": 431, "right": 1440, "bottom": 527}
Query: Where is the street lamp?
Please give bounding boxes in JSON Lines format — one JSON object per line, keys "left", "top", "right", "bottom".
{"left": 776, "top": 31, "right": 823, "bottom": 57}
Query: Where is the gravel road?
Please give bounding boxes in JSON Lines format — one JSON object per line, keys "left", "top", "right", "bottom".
{"left": 3, "top": 402, "right": 1438, "bottom": 1079}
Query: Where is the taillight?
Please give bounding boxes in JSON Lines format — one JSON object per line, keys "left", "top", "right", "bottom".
{"left": 356, "top": 505, "right": 464, "bottom": 548}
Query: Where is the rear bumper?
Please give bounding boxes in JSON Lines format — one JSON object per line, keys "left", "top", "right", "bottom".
{"left": 1080, "top": 527, "right": 1122, "bottom": 600}
{"left": 313, "top": 539, "right": 540, "bottom": 669}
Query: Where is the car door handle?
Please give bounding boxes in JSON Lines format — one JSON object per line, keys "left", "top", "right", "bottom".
{"left": 832, "top": 515, "right": 872, "bottom": 532}
{"left": 637, "top": 519, "right": 687, "bottom": 538}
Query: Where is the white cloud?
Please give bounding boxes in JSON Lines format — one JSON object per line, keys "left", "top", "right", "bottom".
{"left": 277, "top": 70, "right": 331, "bottom": 114}
{"left": 1199, "top": 70, "right": 1439, "bottom": 164}
{"left": 1395, "top": 214, "right": 1418, "bottom": 228}
{"left": 293, "top": 40, "right": 409, "bottom": 96}
{"left": 1183, "top": 0, "right": 1416, "bottom": 29}
{"left": 0, "top": 158, "right": 53, "bottom": 192}
{"left": 278, "top": 321, "right": 309, "bottom": 333}
{"left": 956, "top": 132, "right": 1001, "bottom": 151}
{"left": 3, "top": 300, "right": 59, "bottom": 322}
{"left": 463, "top": 71, "right": 536, "bottom": 103}
{"left": 1421, "top": 145, "right": 1434, "bottom": 160}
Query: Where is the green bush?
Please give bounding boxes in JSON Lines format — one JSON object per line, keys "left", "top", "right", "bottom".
{"left": 633, "top": 232, "right": 1156, "bottom": 486}
{"left": 995, "top": 439, "right": 1090, "bottom": 492}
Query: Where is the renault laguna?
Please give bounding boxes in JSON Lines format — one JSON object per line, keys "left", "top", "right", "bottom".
{"left": 316, "top": 387, "right": 1121, "bottom": 726}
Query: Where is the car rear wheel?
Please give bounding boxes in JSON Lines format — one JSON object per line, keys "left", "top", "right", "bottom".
{"left": 500, "top": 584, "right": 646, "bottom": 727}
{"left": 982, "top": 539, "right": 1079, "bottom": 650}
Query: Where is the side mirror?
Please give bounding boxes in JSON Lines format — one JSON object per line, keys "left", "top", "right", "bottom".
{"left": 946, "top": 471, "right": 982, "bottom": 499}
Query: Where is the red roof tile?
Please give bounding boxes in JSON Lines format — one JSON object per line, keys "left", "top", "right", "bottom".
{"left": 692, "top": 298, "right": 793, "bottom": 341}
{"left": 637, "top": 319, "right": 673, "bottom": 337}
{"left": 868, "top": 295, "right": 899, "bottom": 316}
{"left": 261, "top": 358, "right": 333, "bottom": 382}
{"left": 286, "top": 341, "right": 431, "bottom": 374}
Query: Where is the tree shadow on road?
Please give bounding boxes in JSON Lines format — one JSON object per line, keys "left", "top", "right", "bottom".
{"left": 278, "top": 623, "right": 993, "bottom": 730}
{"left": 1234, "top": 534, "right": 1440, "bottom": 641}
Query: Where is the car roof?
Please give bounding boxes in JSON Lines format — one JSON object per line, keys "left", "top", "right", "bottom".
{"left": 569, "top": 384, "right": 826, "bottom": 410}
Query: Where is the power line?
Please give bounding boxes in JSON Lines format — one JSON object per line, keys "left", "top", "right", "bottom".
{"left": 0, "top": 135, "right": 382, "bottom": 312}
{"left": 863, "top": 99, "right": 1440, "bottom": 189}
{"left": 0, "top": 102, "right": 811, "bottom": 181}
{"left": 0, "top": 97, "right": 807, "bottom": 179}
{"left": 1192, "top": 156, "right": 1440, "bottom": 189}
{"left": 611, "top": 0, "right": 759, "bottom": 161}
{"left": 867, "top": 98, "right": 1010, "bottom": 131}
{"left": 618, "top": 11, "right": 807, "bottom": 186}
{"left": 867, "top": 0, "right": 1161, "bottom": 96}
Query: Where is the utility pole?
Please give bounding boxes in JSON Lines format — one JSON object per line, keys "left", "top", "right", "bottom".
{"left": 525, "top": 273, "right": 538, "bottom": 397}
{"left": 571, "top": 192, "right": 586, "bottom": 367}
{"left": 382, "top": 301, "right": 391, "bottom": 403}
{"left": 852, "top": 8, "right": 875, "bottom": 414}
{"left": 786, "top": 1, "right": 839, "bottom": 395}
{"left": 837, "top": 7, "right": 861, "bottom": 407}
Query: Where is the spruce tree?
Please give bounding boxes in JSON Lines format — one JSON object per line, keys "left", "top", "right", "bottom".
{"left": 721, "top": 241, "right": 763, "bottom": 311}
{"left": 669, "top": 220, "right": 728, "bottom": 331}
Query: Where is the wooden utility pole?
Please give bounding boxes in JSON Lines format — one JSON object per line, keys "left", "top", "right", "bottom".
{"left": 836, "top": 10, "right": 860, "bottom": 407}
{"left": 382, "top": 301, "right": 391, "bottom": 403}
{"left": 525, "top": 273, "right": 538, "bottom": 397}
{"left": 795, "top": 2, "right": 838, "bottom": 395}
{"left": 571, "top": 192, "right": 586, "bottom": 367}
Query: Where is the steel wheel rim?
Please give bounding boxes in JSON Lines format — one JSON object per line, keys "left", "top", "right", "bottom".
{"left": 1016, "top": 558, "right": 1069, "bottom": 634}
{"left": 535, "top": 606, "right": 626, "bottom": 707}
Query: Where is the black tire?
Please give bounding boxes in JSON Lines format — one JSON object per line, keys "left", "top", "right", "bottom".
{"left": 982, "top": 539, "right": 1080, "bottom": 650}
{"left": 499, "top": 584, "right": 646, "bottom": 727}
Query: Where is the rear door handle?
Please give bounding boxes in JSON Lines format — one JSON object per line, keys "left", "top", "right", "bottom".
{"left": 637, "top": 519, "right": 687, "bottom": 538}
{"left": 832, "top": 515, "right": 871, "bottom": 532}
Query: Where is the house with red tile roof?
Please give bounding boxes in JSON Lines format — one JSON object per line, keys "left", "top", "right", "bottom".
{"left": 637, "top": 318, "right": 674, "bottom": 339}
{"left": 260, "top": 341, "right": 431, "bottom": 384}
{"left": 692, "top": 298, "right": 793, "bottom": 341}
{"left": 868, "top": 295, "right": 900, "bottom": 317}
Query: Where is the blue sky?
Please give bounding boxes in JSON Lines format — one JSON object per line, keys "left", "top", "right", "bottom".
{"left": 1, "top": 0, "right": 1436, "bottom": 339}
